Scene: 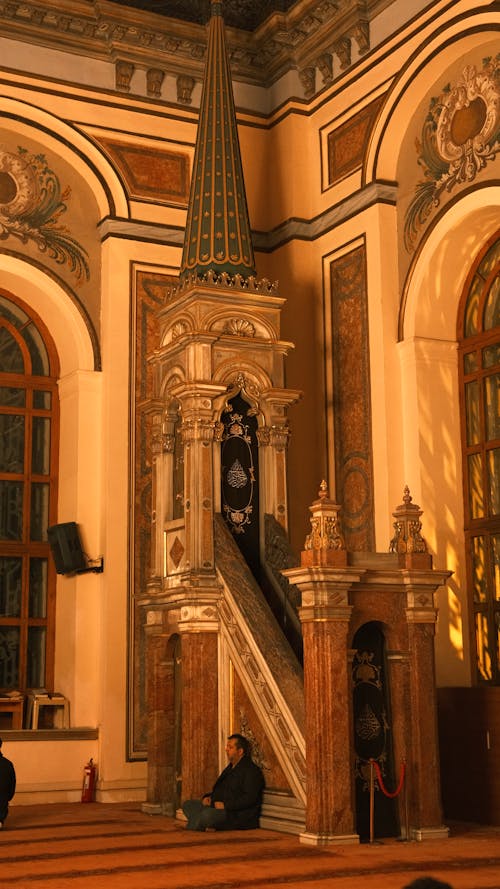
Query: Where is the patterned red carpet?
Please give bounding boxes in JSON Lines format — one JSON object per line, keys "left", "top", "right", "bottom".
{"left": 1, "top": 803, "right": 499, "bottom": 889}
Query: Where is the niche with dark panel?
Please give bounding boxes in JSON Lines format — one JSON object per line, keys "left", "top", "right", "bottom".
{"left": 352, "top": 621, "right": 399, "bottom": 841}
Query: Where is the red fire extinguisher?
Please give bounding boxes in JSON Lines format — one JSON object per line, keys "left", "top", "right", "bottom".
{"left": 81, "top": 758, "right": 97, "bottom": 803}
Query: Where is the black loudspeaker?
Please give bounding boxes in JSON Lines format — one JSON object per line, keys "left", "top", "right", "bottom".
{"left": 47, "top": 522, "right": 88, "bottom": 575}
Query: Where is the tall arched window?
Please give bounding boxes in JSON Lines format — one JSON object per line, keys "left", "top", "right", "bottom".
{"left": 458, "top": 233, "right": 500, "bottom": 684}
{"left": 0, "top": 292, "right": 59, "bottom": 693}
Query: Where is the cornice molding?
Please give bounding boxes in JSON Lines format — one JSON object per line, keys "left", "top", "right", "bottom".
{"left": 97, "top": 180, "right": 398, "bottom": 248}
{"left": 0, "top": 0, "right": 393, "bottom": 97}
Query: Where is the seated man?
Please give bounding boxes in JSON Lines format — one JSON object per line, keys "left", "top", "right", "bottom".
{"left": 0, "top": 737, "right": 16, "bottom": 829}
{"left": 182, "top": 733, "right": 264, "bottom": 831}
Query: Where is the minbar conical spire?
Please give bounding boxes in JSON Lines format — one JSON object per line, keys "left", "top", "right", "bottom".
{"left": 179, "top": 0, "right": 257, "bottom": 283}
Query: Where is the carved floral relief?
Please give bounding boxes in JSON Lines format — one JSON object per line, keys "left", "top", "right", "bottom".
{"left": 0, "top": 146, "right": 90, "bottom": 283}
{"left": 404, "top": 54, "right": 500, "bottom": 252}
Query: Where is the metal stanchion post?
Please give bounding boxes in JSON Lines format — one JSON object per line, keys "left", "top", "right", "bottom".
{"left": 369, "top": 759, "right": 374, "bottom": 844}
{"left": 404, "top": 758, "right": 410, "bottom": 841}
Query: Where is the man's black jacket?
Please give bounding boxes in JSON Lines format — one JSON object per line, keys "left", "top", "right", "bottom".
{"left": 0, "top": 752, "right": 16, "bottom": 802}
{"left": 208, "top": 756, "right": 264, "bottom": 829}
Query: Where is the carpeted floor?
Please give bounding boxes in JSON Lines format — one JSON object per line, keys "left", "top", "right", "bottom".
{"left": 1, "top": 803, "right": 499, "bottom": 889}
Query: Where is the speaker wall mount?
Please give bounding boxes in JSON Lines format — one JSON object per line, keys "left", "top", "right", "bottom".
{"left": 47, "top": 522, "right": 104, "bottom": 575}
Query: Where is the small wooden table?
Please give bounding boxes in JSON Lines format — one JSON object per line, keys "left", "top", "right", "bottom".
{"left": 26, "top": 693, "right": 70, "bottom": 729}
{"left": 0, "top": 696, "right": 24, "bottom": 729}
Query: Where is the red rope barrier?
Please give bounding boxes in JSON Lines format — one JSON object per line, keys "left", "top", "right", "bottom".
{"left": 370, "top": 758, "right": 406, "bottom": 798}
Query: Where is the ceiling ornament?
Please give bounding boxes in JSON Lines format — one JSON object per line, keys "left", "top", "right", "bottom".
{"left": 404, "top": 54, "right": 500, "bottom": 252}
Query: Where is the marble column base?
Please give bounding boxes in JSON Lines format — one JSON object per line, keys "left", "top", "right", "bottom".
{"left": 141, "top": 802, "right": 163, "bottom": 815}
{"left": 299, "top": 830, "right": 360, "bottom": 846}
{"left": 410, "top": 825, "right": 450, "bottom": 841}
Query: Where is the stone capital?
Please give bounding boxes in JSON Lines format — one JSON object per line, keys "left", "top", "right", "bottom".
{"left": 181, "top": 416, "right": 217, "bottom": 443}
{"left": 284, "top": 566, "right": 364, "bottom": 623}
{"left": 171, "top": 381, "right": 228, "bottom": 418}
{"left": 283, "top": 565, "right": 365, "bottom": 590}
{"left": 178, "top": 602, "right": 220, "bottom": 633}
{"left": 299, "top": 602, "right": 354, "bottom": 623}
{"left": 402, "top": 568, "right": 452, "bottom": 623}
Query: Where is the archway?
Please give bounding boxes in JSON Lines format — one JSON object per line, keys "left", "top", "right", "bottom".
{"left": 352, "top": 622, "right": 399, "bottom": 841}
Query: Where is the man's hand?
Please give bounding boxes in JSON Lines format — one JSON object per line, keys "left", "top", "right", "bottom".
{"left": 202, "top": 795, "right": 211, "bottom": 806}
{"left": 214, "top": 801, "right": 225, "bottom": 809}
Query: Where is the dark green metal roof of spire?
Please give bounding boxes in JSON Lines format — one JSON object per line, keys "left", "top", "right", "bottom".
{"left": 180, "top": 0, "right": 257, "bottom": 282}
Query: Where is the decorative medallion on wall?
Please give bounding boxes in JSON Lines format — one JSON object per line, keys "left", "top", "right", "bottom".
{"left": 405, "top": 55, "right": 500, "bottom": 252}
{"left": 0, "top": 146, "right": 90, "bottom": 283}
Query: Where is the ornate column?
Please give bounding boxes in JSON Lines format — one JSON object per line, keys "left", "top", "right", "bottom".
{"left": 166, "top": 382, "right": 227, "bottom": 800}
{"left": 263, "top": 389, "right": 301, "bottom": 531}
{"left": 284, "top": 482, "right": 363, "bottom": 845}
{"left": 145, "top": 400, "right": 168, "bottom": 586}
{"left": 390, "top": 488, "right": 451, "bottom": 839}
{"left": 405, "top": 593, "right": 448, "bottom": 838}
{"left": 174, "top": 382, "right": 227, "bottom": 579}
{"left": 178, "top": 603, "right": 220, "bottom": 801}
{"left": 142, "top": 612, "right": 172, "bottom": 814}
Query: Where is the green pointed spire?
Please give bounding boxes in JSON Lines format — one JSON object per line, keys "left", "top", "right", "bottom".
{"left": 179, "top": 0, "right": 257, "bottom": 282}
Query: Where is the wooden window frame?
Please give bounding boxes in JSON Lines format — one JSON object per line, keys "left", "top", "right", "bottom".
{"left": 0, "top": 290, "right": 59, "bottom": 694}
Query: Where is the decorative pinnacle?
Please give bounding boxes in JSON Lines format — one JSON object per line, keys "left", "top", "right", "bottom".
{"left": 389, "top": 486, "right": 431, "bottom": 564}
{"left": 318, "top": 479, "right": 329, "bottom": 499}
{"left": 301, "top": 481, "right": 347, "bottom": 567}
{"left": 179, "top": 0, "right": 257, "bottom": 283}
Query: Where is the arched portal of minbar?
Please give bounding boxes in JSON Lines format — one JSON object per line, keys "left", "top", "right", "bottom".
{"left": 219, "top": 387, "right": 261, "bottom": 577}
{"left": 213, "top": 362, "right": 300, "bottom": 539}
{"left": 351, "top": 621, "right": 399, "bottom": 841}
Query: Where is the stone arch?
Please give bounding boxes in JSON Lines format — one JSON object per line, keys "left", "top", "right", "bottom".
{"left": 394, "top": 190, "right": 500, "bottom": 687}
{"left": 400, "top": 187, "right": 500, "bottom": 342}
{"left": 0, "top": 255, "right": 95, "bottom": 374}
{"left": 213, "top": 360, "right": 274, "bottom": 424}
{"left": 0, "top": 95, "right": 128, "bottom": 219}
{"left": 351, "top": 620, "right": 399, "bottom": 840}
{"left": 365, "top": 14, "right": 500, "bottom": 185}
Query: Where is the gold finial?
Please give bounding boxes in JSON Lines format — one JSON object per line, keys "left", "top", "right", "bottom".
{"left": 301, "top": 482, "right": 347, "bottom": 567}
{"left": 318, "top": 479, "right": 329, "bottom": 499}
{"left": 389, "top": 486, "right": 432, "bottom": 568}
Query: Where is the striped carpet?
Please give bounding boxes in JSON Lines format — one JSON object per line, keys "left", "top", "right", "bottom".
{"left": 1, "top": 803, "right": 499, "bottom": 889}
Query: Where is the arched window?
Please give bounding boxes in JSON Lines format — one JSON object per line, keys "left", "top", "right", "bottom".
{"left": 0, "top": 292, "right": 59, "bottom": 693}
{"left": 458, "top": 234, "right": 500, "bottom": 684}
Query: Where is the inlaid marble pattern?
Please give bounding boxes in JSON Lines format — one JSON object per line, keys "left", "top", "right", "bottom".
{"left": 329, "top": 244, "right": 375, "bottom": 551}
{"left": 129, "top": 270, "right": 176, "bottom": 757}
{"left": 327, "top": 96, "right": 384, "bottom": 186}
{"left": 96, "top": 138, "right": 190, "bottom": 204}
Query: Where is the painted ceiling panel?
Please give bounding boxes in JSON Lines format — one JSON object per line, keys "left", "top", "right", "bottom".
{"left": 104, "top": 0, "right": 297, "bottom": 31}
